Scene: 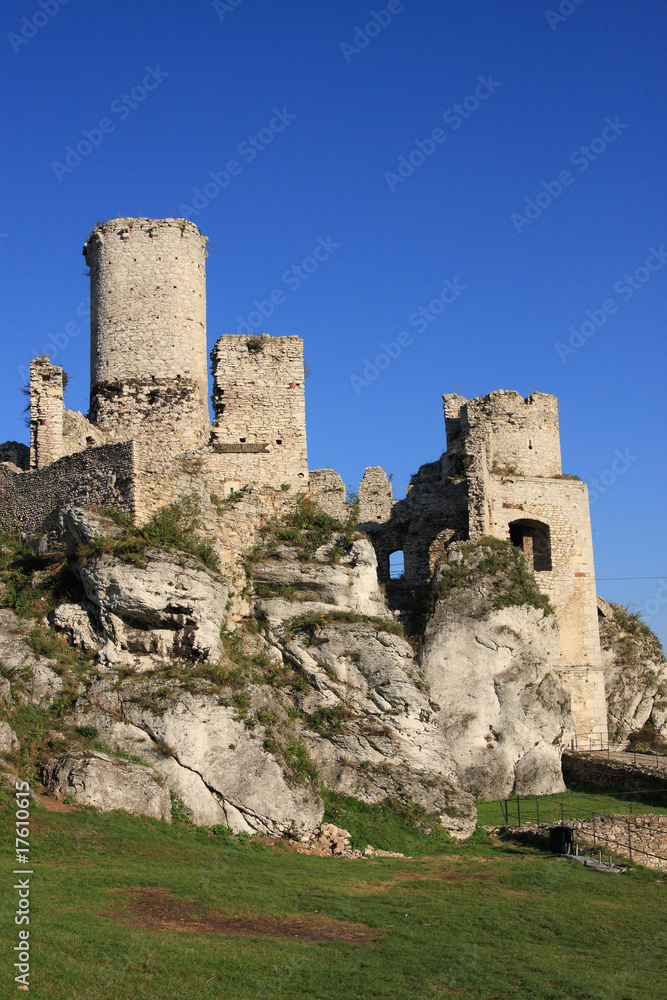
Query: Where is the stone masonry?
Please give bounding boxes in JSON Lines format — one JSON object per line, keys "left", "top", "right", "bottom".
{"left": 83, "top": 218, "right": 210, "bottom": 455}
{"left": 210, "top": 334, "right": 307, "bottom": 488}
{"left": 359, "top": 390, "right": 607, "bottom": 741}
{"left": 30, "top": 357, "right": 65, "bottom": 469}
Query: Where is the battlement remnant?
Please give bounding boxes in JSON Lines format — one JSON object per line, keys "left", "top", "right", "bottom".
{"left": 443, "top": 390, "right": 562, "bottom": 478}
{"left": 83, "top": 217, "right": 210, "bottom": 453}
{"left": 30, "top": 357, "right": 64, "bottom": 470}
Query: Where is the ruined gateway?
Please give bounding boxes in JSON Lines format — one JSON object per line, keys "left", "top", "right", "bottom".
{"left": 1, "top": 218, "right": 664, "bottom": 837}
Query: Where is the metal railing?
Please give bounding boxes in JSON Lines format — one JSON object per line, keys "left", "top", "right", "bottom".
{"left": 501, "top": 792, "right": 667, "bottom": 866}
{"left": 569, "top": 733, "right": 666, "bottom": 769}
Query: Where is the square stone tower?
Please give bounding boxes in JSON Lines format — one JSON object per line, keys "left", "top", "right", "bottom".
{"left": 444, "top": 391, "right": 607, "bottom": 740}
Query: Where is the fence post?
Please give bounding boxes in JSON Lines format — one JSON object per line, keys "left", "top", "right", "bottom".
{"left": 536, "top": 798, "right": 540, "bottom": 827}
{"left": 628, "top": 822, "right": 632, "bottom": 861}
{"left": 517, "top": 796, "right": 521, "bottom": 828}
{"left": 592, "top": 813, "right": 596, "bottom": 850}
{"left": 560, "top": 803, "right": 564, "bottom": 826}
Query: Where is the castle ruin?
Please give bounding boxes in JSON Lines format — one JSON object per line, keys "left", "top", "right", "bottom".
{"left": 0, "top": 217, "right": 607, "bottom": 741}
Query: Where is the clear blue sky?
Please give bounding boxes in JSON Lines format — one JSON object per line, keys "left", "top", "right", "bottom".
{"left": 1, "top": 0, "right": 665, "bottom": 646}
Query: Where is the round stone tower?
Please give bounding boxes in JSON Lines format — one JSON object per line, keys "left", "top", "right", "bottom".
{"left": 83, "top": 217, "right": 209, "bottom": 452}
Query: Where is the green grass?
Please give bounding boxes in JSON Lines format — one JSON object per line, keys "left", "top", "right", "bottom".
{"left": 435, "top": 536, "right": 554, "bottom": 616}
{"left": 475, "top": 789, "right": 667, "bottom": 828}
{"left": 322, "top": 789, "right": 470, "bottom": 854}
{"left": 0, "top": 785, "right": 665, "bottom": 999}
{"left": 83, "top": 495, "right": 220, "bottom": 572}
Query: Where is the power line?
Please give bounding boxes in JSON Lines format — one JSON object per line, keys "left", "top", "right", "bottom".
{"left": 597, "top": 576, "right": 667, "bottom": 581}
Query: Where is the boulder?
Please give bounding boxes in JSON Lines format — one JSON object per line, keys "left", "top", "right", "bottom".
{"left": 60, "top": 505, "right": 124, "bottom": 548}
{"left": 42, "top": 751, "right": 171, "bottom": 821}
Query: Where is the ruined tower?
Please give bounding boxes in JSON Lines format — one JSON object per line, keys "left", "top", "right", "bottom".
{"left": 83, "top": 218, "right": 209, "bottom": 453}
{"left": 444, "top": 390, "right": 607, "bottom": 740}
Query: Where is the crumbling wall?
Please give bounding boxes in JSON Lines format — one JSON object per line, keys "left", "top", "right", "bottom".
{"left": 308, "top": 469, "right": 347, "bottom": 521}
{"left": 29, "top": 358, "right": 64, "bottom": 470}
{"left": 361, "top": 458, "right": 468, "bottom": 584}
{"left": 448, "top": 390, "right": 562, "bottom": 479}
{"left": 210, "top": 334, "right": 307, "bottom": 488}
{"left": 358, "top": 467, "right": 393, "bottom": 526}
{"left": 0, "top": 442, "right": 136, "bottom": 534}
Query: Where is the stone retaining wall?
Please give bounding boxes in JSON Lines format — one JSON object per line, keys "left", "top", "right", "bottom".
{"left": 562, "top": 750, "right": 667, "bottom": 793}
{"left": 571, "top": 813, "right": 667, "bottom": 871}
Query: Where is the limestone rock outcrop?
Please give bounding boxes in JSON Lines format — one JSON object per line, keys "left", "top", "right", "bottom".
{"left": 420, "top": 544, "right": 574, "bottom": 799}
{"left": 72, "top": 678, "right": 323, "bottom": 837}
{"left": 75, "top": 550, "right": 228, "bottom": 664}
{"left": 597, "top": 598, "right": 667, "bottom": 741}
{"left": 251, "top": 537, "right": 392, "bottom": 624}
{"left": 42, "top": 751, "right": 172, "bottom": 820}
{"left": 0, "top": 610, "right": 64, "bottom": 708}
{"left": 266, "top": 620, "right": 477, "bottom": 838}
{"left": 0, "top": 720, "right": 19, "bottom": 753}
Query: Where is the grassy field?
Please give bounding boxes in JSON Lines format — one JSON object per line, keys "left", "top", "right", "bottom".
{"left": 1, "top": 787, "right": 666, "bottom": 1000}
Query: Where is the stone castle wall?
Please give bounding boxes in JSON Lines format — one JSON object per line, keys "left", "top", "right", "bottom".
{"left": 360, "top": 458, "right": 469, "bottom": 584}
{"left": 0, "top": 442, "right": 136, "bottom": 535}
{"left": 83, "top": 218, "right": 210, "bottom": 454}
{"left": 210, "top": 335, "right": 307, "bottom": 489}
{"left": 359, "top": 467, "right": 393, "bottom": 526}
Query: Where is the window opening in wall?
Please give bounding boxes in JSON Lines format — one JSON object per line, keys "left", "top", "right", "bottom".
{"left": 389, "top": 550, "right": 405, "bottom": 580}
{"left": 276, "top": 439, "right": 282, "bottom": 445}
{"left": 239, "top": 438, "right": 246, "bottom": 443}
{"left": 509, "top": 519, "right": 552, "bottom": 572}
